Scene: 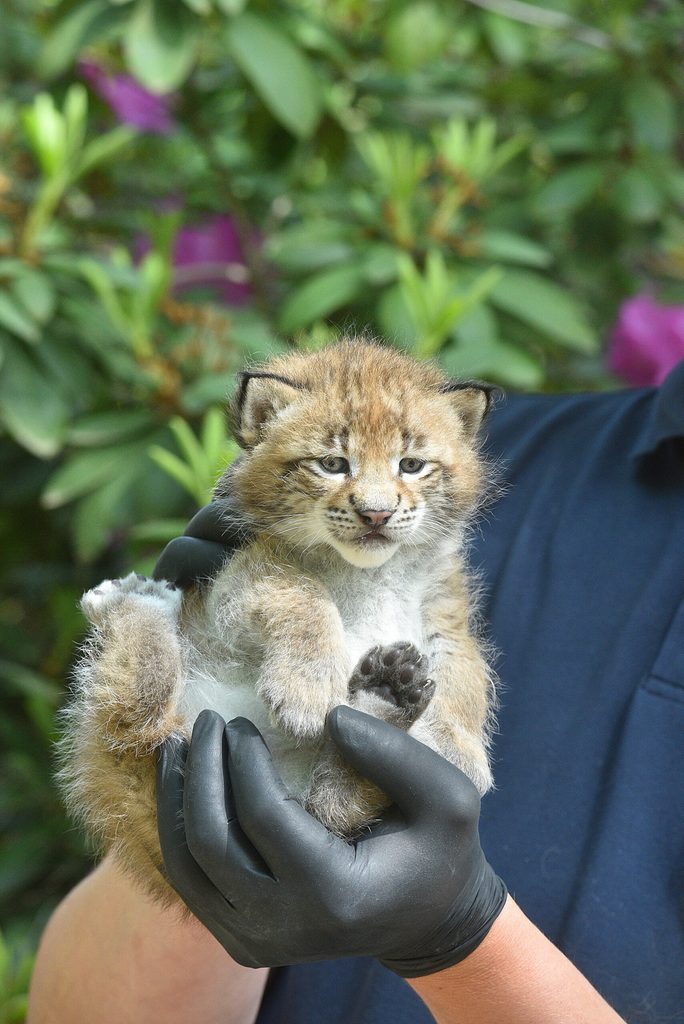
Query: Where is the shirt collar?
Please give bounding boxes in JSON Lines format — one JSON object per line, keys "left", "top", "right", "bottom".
{"left": 631, "top": 358, "right": 684, "bottom": 459}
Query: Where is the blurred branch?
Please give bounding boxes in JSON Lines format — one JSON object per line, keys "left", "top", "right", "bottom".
{"left": 463, "top": 0, "right": 612, "bottom": 49}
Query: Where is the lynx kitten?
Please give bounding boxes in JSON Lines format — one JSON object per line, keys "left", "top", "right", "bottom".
{"left": 59, "top": 339, "right": 497, "bottom": 902}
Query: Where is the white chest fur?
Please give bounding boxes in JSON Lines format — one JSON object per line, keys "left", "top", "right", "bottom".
{"left": 318, "top": 559, "right": 427, "bottom": 665}
{"left": 178, "top": 546, "right": 440, "bottom": 798}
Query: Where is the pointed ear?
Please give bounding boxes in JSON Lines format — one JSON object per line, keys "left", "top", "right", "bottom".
{"left": 231, "top": 371, "right": 307, "bottom": 449}
{"left": 439, "top": 380, "right": 501, "bottom": 438}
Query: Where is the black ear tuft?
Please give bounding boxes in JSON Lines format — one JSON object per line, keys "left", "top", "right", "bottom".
{"left": 231, "top": 371, "right": 307, "bottom": 449}
{"left": 438, "top": 379, "right": 503, "bottom": 437}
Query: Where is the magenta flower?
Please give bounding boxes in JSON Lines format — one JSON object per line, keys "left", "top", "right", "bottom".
{"left": 172, "top": 215, "right": 252, "bottom": 305}
{"left": 79, "top": 61, "right": 174, "bottom": 135}
{"left": 607, "top": 294, "right": 684, "bottom": 387}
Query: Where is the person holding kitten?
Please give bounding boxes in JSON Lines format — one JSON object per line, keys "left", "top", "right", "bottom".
{"left": 28, "top": 352, "right": 684, "bottom": 1024}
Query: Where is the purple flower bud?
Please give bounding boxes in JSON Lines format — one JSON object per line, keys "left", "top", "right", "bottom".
{"left": 172, "top": 215, "right": 252, "bottom": 305}
{"left": 607, "top": 293, "right": 684, "bottom": 387}
{"left": 79, "top": 60, "right": 174, "bottom": 135}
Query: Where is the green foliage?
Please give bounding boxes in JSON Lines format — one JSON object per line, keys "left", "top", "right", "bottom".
{"left": 149, "top": 406, "right": 238, "bottom": 506}
{"left": 0, "top": 929, "right": 34, "bottom": 1024}
{"left": 2, "top": 0, "right": 684, "bottom": 1004}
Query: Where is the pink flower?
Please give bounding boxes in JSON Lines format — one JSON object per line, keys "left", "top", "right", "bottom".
{"left": 172, "top": 215, "right": 252, "bottom": 305}
{"left": 79, "top": 61, "right": 174, "bottom": 135}
{"left": 607, "top": 294, "right": 684, "bottom": 387}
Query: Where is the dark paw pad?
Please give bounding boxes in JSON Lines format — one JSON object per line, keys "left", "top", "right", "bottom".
{"left": 349, "top": 642, "right": 435, "bottom": 723}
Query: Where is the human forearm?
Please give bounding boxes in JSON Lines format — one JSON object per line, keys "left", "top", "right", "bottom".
{"left": 27, "top": 855, "right": 267, "bottom": 1024}
{"left": 409, "top": 897, "right": 625, "bottom": 1024}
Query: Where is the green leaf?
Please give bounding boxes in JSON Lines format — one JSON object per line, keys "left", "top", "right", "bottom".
{"left": 22, "top": 93, "right": 65, "bottom": 177}
{"left": 201, "top": 407, "right": 231, "bottom": 475}
{"left": 447, "top": 337, "right": 543, "bottom": 389}
{"left": 12, "top": 951, "right": 35, "bottom": 1003}
{"left": 216, "top": 0, "right": 247, "bottom": 12}
{"left": 544, "top": 122, "right": 601, "bottom": 156}
{"left": 0, "top": 660, "right": 60, "bottom": 704}
{"left": 181, "top": 373, "right": 237, "bottom": 414}
{"left": 278, "top": 264, "right": 366, "bottom": 334}
{"left": 228, "top": 309, "right": 288, "bottom": 360}
{"left": 384, "top": 2, "right": 450, "bottom": 72}
{"left": 134, "top": 251, "right": 170, "bottom": 331}
{"left": 613, "top": 167, "right": 663, "bottom": 223}
{"left": 10, "top": 269, "right": 56, "bottom": 325}
{"left": 129, "top": 518, "right": 189, "bottom": 543}
{"left": 452, "top": 302, "right": 498, "bottom": 348}
{"left": 534, "top": 164, "right": 603, "bottom": 219}
{"left": 67, "top": 409, "right": 156, "bottom": 446}
{"left": 397, "top": 251, "right": 502, "bottom": 358}
{"left": 72, "top": 473, "right": 135, "bottom": 562}
{"left": 226, "top": 12, "right": 322, "bottom": 138}
{"left": 625, "top": 78, "right": 676, "bottom": 153}
{"left": 148, "top": 445, "right": 199, "bottom": 500}
{"left": 361, "top": 244, "right": 399, "bottom": 285}
{"left": 78, "top": 257, "right": 131, "bottom": 341}
{"left": 63, "top": 83, "right": 88, "bottom": 167}
{"left": 449, "top": 308, "right": 544, "bottom": 389}
{"left": 3, "top": 994, "right": 29, "bottom": 1022}
{"left": 124, "top": 0, "right": 200, "bottom": 92}
{"left": 0, "top": 292, "right": 41, "bottom": 343}
{"left": 662, "top": 167, "right": 684, "bottom": 205}
{"left": 482, "top": 12, "right": 528, "bottom": 66}
{"left": 265, "top": 221, "right": 355, "bottom": 272}
{"left": 376, "top": 284, "right": 417, "bottom": 348}
{"left": 0, "top": 830, "right": 55, "bottom": 900}
{"left": 168, "top": 416, "right": 210, "bottom": 479}
{"left": 75, "top": 125, "right": 136, "bottom": 180}
{"left": 42, "top": 441, "right": 150, "bottom": 508}
{"left": 0, "top": 342, "right": 69, "bottom": 457}
{"left": 0, "top": 929, "right": 9, "bottom": 986}
{"left": 38, "top": 0, "right": 111, "bottom": 79}
{"left": 476, "top": 231, "right": 551, "bottom": 268}
{"left": 490, "top": 270, "right": 597, "bottom": 353}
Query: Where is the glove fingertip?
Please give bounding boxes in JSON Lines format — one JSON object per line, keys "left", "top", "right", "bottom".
{"left": 193, "top": 708, "right": 226, "bottom": 738}
{"left": 225, "top": 716, "right": 262, "bottom": 739}
{"left": 326, "top": 705, "right": 382, "bottom": 753}
{"left": 156, "top": 733, "right": 188, "bottom": 770}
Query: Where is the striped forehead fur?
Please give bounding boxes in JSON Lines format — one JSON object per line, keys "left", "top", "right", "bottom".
{"left": 221, "top": 338, "right": 495, "bottom": 555}
{"left": 231, "top": 338, "right": 492, "bottom": 442}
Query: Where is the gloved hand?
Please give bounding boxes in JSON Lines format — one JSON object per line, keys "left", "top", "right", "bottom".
{"left": 156, "top": 707, "right": 507, "bottom": 977}
{"left": 153, "top": 499, "right": 250, "bottom": 588}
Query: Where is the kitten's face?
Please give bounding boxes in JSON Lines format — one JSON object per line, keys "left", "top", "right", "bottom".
{"left": 225, "top": 343, "right": 490, "bottom": 568}
{"left": 269, "top": 424, "right": 460, "bottom": 568}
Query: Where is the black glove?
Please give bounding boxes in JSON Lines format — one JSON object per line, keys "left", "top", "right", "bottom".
{"left": 156, "top": 707, "right": 507, "bottom": 977}
{"left": 153, "top": 500, "right": 250, "bottom": 588}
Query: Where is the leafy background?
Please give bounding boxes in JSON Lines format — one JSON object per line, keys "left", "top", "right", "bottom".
{"left": 2, "top": 0, "right": 684, "bottom": 1015}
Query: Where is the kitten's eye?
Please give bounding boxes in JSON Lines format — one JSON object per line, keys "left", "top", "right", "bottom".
{"left": 399, "top": 457, "right": 426, "bottom": 474}
{"left": 318, "top": 455, "right": 350, "bottom": 475}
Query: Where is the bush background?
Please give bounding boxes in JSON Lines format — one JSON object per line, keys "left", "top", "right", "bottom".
{"left": 2, "top": 0, "right": 684, "bottom": 1014}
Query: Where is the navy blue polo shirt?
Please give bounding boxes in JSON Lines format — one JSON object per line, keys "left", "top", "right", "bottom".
{"left": 257, "top": 361, "right": 684, "bottom": 1024}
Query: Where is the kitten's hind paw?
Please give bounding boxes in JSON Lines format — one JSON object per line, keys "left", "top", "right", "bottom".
{"left": 348, "top": 642, "right": 435, "bottom": 727}
{"left": 81, "top": 573, "right": 182, "bottom": 628}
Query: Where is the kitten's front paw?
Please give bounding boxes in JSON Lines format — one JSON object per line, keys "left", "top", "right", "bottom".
{"left": 265, "top": 689, "right": 332, "bottom": 742}
{"left": 81, "top": 573, "right": 182, "bottom": 628}
{"left": 349, "top": 642, "right": 435, "bottom": 726}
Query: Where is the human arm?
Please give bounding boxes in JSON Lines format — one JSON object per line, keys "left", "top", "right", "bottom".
{"left": 28, "top": 503, "right": 263, "bottom": 1024}
{"left": 27, "top": 853, "right": 267, "bottom": 1024}
{"left": 157, "top": 707, "right": 625, "bottom": 1023}
{"left": 408, "top": 897, "right": 624, "bottom": 1023}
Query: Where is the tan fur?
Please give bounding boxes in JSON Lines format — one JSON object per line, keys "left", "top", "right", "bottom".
{"left": 59, "top": 338, "right": 497, "bottom": 903}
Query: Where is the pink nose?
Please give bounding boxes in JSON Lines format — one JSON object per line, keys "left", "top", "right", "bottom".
{"left": 358, "top": 508, "right": 394, "bottom": 527}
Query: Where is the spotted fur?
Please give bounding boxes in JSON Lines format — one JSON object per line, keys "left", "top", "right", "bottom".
{"left": 59, "top": 338, "right": 498, "bottom": 903}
